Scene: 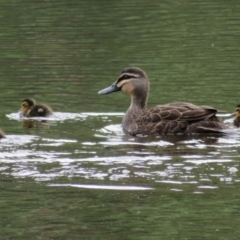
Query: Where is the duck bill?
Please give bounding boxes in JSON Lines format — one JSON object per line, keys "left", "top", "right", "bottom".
{"left": 98, "top": 81, "right": 120, "bottom": 95}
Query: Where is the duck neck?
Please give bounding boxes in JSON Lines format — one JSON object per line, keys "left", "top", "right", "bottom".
{"left": 122, "top": 92, "right": 148, "bottom": 133}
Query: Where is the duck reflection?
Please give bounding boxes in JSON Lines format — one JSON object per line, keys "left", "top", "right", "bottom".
{"left": 21, "top": 119, "right": 51, "bottom": 129}
{"left": 103, "top": 131, "right": 223, "bottom": 158}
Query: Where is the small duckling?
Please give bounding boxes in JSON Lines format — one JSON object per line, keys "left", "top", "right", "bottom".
{"left": 233, "top": 105, "right": 240, "bottom": 127}
{"left": 20, "top": 99, "right": 53, "bottom": 118}
{"left": 0, "top": 129, "right": 5, "bottom": 139}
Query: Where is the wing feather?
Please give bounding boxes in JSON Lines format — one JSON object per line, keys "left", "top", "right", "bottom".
{"left": 138, "top": 103, "right": 218, "bottom": 123}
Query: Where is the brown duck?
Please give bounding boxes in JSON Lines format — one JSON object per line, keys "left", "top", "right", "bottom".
{"left": 20, "top": 99, "right": 53, "bottom": 117}
{"left": 98, "top": 67, "right": 227, "bottom": 135}
{"left": 233, "top": 105, "right": 240, "bottom": 127}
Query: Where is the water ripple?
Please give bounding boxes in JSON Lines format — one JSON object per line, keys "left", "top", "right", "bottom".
{"left": 6, "top": 112, "right": 124, "bottom": 121}
{"left": 2, "top": 112, "right": 240, "bottom": 193}
{"left": 48, "top": 183, "right": 153, "bottom": 190}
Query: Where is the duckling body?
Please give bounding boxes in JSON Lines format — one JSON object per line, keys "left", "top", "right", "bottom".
{"left": 98, "top": 67, "right": 227, "bottom": 135}
{"left": 233, "top": 105, "right": 240, "bottom": 127}
{"left": 20, "top": 99, "right": 53, "bottom": 118}
{"left": 0, "top": 129, "right": 5, "bottom": 138}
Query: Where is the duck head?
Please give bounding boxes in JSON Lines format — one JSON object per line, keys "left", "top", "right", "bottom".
{"left": 98, "top": 67, "right": 149, "bottom": 108}
{"left": 233, "top": 105, "right": 240, "bottom": 117}
{"left": 20, "top": 99, "right": 36, "bottom": 117}
{"left": 233, "top": 105, "right": 240, "bottom": 127}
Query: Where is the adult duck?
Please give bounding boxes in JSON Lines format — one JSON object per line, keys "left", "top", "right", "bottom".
{"left": 98, "top": 67, "right": 227, "bottom": 135}
{"left": 20, "top": 99, "right": 53, "bottom": 118}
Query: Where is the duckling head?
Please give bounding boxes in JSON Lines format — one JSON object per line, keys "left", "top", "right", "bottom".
{"left": 20, "top": 99, "right": 36, "bottom": 117}
{"left": 233, "top": 105, "right": 240, "bottom": 127}
{"left": 98, "top": 67, "right": 149, "bottom": 108}
{"left": 233, "top": 105, "right": 240, "bottom": 117}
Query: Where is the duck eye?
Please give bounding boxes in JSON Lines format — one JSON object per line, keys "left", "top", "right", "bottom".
{"left": 118, "top": 74, "right": 135, "bottom": 82}
{"left": 121, "top": 75, "right": 131, "bottom": 80}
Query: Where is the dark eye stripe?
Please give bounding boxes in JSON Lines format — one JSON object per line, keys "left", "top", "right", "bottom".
{"left": 118, "top": 74, "right": 136, "bottom": 82}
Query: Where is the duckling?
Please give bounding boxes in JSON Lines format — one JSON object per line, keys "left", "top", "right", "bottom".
{"left": 233, "top": 105, "right": 240, "bottom": 127}
{"left": 20, "top": 99, "right": 53, "bottom": 118}
{"left": 0, "top": 129, "right": 5, "bottom": 138}
{"left": 98, "top": 67, "right": 228, "bottom": 135}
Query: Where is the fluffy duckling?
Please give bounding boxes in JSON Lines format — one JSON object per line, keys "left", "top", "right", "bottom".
{"left": 0, "top": 129, "right": 5, "bottom": 138}
{"left": 98, "top": 67, "right": 228, "bottom": 135}
{"left": 20, "top": 99, "right": 53, "bottom": 118}
{"left": 233, "top": 105, "right": 240, "bottom": 127}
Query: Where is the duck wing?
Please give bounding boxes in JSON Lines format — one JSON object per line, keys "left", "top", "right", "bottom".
{"left": 131, "top": 102, "right": 227, "bottom": 135}
{"left": 138, "top": 102, "right": 218, "bottom": 124}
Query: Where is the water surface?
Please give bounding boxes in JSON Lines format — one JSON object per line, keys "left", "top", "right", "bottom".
{"left": 1, "top": 0, "right": 240, "bottom": 239}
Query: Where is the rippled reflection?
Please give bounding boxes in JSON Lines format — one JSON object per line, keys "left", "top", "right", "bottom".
{"left": 1, "top": 111, "right": 239, "bottom": 193}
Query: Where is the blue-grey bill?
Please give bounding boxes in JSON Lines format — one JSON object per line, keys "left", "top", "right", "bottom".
{"left": 98, "top": 83, "right": 120, "bottom": 95}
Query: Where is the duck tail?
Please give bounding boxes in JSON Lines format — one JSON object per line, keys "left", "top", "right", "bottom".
{"left": 196, "top": 126, "right": 226, "bottom": 134}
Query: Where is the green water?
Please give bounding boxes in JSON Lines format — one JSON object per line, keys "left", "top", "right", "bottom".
{"left": 1, "top": 0, "right": 240, "bottom": 239}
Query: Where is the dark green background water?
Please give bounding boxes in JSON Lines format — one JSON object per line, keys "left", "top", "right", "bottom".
{"left": 1, "top": 0, "right": 240, "bottom": 239}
